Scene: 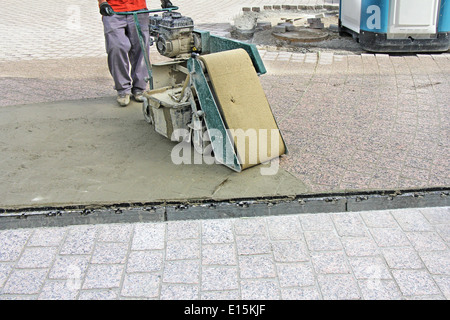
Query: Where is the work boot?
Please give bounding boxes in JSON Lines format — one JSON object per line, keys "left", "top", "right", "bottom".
{"left": 117, "top": 94, "right": 131, "bottom": 107}
{"left": 133, "top": 91, "right": 145, "bottom": 102}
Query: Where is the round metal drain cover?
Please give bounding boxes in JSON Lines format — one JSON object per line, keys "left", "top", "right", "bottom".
{"left": 273, "top": 29, "right": 329, "bottom": 43}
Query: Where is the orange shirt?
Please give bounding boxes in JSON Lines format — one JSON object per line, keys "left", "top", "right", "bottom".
{"left": 100, "top": 0, "right": 147, "bottom": 12}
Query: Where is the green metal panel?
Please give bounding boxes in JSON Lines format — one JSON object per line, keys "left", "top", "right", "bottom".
{"left": 194, "top": 30, "right": 267, "bottom": 75}
{"left": 187, "top": 58, "right": 242, "bottom": 172}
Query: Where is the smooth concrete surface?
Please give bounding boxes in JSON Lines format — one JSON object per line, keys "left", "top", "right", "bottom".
{"left": 0, "top": 97, "right": 308, "bottom": 209}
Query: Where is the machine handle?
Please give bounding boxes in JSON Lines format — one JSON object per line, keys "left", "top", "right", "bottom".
{"left": 113, "top": 7, "right": 179, "bottom": 15}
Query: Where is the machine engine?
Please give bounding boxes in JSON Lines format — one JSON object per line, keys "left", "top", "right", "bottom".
{"left": 149, "top": 11, "right": 195, "bottom": 58}
{"left": 143, "top": 9, "right": 286, "bottom": 172}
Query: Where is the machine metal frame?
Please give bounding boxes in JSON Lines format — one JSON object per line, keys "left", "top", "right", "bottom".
{"left": 111, "top": 7, "right": 287, "bottom": 172}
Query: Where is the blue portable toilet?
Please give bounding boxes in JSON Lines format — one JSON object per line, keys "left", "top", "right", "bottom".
{"left": 339, "top": 0, "right": 450, "bottom": 52}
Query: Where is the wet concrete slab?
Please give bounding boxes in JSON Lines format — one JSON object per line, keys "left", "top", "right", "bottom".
{"left": 0, "top": 97, "right": 308, "bottom": 210}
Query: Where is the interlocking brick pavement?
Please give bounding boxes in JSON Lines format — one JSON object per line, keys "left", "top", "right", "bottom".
{"left": 0, "top": 1, "right": 105, "bottom": 62}
{"left": 0, "top": 0, "right": 338, "bottom": 62}
{"left": 258, "top": 51, "right": 450, "bottom": 192}
{"left": 0, "top": 207, "right": 448, "bottom": 300}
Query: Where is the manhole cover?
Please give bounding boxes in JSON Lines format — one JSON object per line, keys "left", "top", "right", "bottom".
{"left": 273, "top": 28, "right": 329, "bottom": 43}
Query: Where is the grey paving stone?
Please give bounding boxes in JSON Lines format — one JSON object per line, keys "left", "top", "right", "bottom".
{"left": 131, "top": 223, "right": 165, "bottom": 251}
{"left": 360, "top": 210, "right": 399, "bottom": 228}
{"left": 166, "top": 239, "right": 200, "bottom": 261}
{"left": 91, "top": 242, "right": 129, "bottom": 264}
{"left": 392, "top": 269, "right": 440, "bottom": 296}
{"left": 0, "top": 229, "right": 31, "bottom": 262}
{"left": 201, "top": 290, "right": 240, "bottom": 300}
{"left": 304, "top": 231, "right": 343, "bottom": 251}
{"left": 236, "top": 236, "right": 271, "bottom": 255}
{"left": 317, "top": 274, "right": 361, "bottom": 300}
{"left": 2, "top": 269, "right": 47, "bottom": 295}
{"left": 382, "top": 247, "right": 424, "bottom": 269}
{"left": 160, "top": 284, "right": 199, "bottom": 300}
{"left": 16, "top": 247, "right": 57, "bottom": 269}
{"left": 163, "top": 260, "right": 200, "bottom": 284}
{"left": 82, "top": 264, "right": 124, "bottom": 289}
{"left": 240, "top": 279, "right": 280, "bottom": 300}
{"left": 167, "top": 220, "right": 200, "bottom": 240}
{"left": 433, "top": 275, "right": 450, "bottom": 299}
{"left": 276, "top": 263, "right": 315, "bottom": 287}
{"left": 348, "top": 256, "right": 392, "bottom": 280}
{"left": 78, "top": 289, "right": 118, "bottom": 300}
{"left": 419, "top": 250, "right": 450, "bottom": 275}
{"left": 266, "top": 215, "right": 302, "bottom": 240}
{"left": 358, "top": 280, "right": 402, "bottom": 300}
{"left": 0, "top": 295, "right": 38, "bottom": 300}
{"left": 121, "top": 273, "right": 161, "bottom": 298}
{"left": 38, "top": 280, "right": 79, "bottom": 300}
{"left": 126, "top": 250, "right": 163, "bottom": 273}
{"left": 28, "top": 228, "right": 67, "bottom": 247}
{"left": 239, "top": 255, "right": 276, "bottom": 279}
{"left": 96, "top": 224, "right": 133, "bottom": 243}
{"left": 341, "top": 237, "right": 380, "bottom": 257}
{"left": 405, "top": 232, "right": 447, "bottom": 251}
{"left": 59, "top": 225, "right": 97, "bottom": 255}
{"left": 332, "top": 213, "right": 368, "bottom": 237}
{"left": 201, "top": 267, "right": 239, "bottom": 291}
{"left": 370, "top": 228, "right": 411, "bottom": 247}
{"left": 404, "top": 294, "right": 446, "bottom": 300}
{"left": 0, "top": 263, "right": 13, "bottom": 288}
{"left": 48, "top": 255, "right": 90, "bottom": 280}
{"left": 202, "top": 244, "right": 237, "bottom": 266}
{"left": 281, "top": 287, "right": 321, "bottom": 300}
{"left": 434, "top": 224, "right": 450, "bottom": 243}
{"left": 392, "top": 209, "right": 434, "bottom": 232}
{"left": 299, "top": 213, "right": 335, "bottom": 231}
{"left": 419, "top": 207, "right": 450, "bottom": 224}
{"left": 202, "top": 220, "right": 234, "bottom": 244}
{"left": 234, "top": 218, "right": 268, "bottom": 236}
{"left": 311, "top": 251, "right": 351, "bottom": 274}
{"left": 271, "top": 240, "right": 310, "bottom": 262}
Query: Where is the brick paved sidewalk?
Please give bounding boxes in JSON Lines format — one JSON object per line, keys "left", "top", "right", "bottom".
{"left": 0, "top": 206, "right": 448, "bottom": 300}
{"left": 0, "top": 0, "right": 338, "bottom": 62}
{"left": 259, "top": 51, "right": 450, "bottom": 193}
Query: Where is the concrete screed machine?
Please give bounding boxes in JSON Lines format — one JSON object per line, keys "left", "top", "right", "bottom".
{"left": 117, "top": 6, "right": 288, "bottom": 173}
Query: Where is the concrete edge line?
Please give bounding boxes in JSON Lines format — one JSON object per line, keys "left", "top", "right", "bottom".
{"left": 0, "top": 188, "right": 448, "bottom": 230}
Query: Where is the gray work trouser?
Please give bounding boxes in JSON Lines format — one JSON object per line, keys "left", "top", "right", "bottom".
{"left": 102, "top": 13, "right": 150, "bottom": 95}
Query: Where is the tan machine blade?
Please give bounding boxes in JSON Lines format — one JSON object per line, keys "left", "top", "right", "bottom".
{"left": 199, "top": 49, "right": 286, "bottom": 170}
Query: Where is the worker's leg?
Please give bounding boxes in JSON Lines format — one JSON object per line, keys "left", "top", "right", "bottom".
{"left": 102, "top": 15, "right": 133, "bottom": 96}
{"left": 127, "top": 13, "right": 150, "bottom": 95}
